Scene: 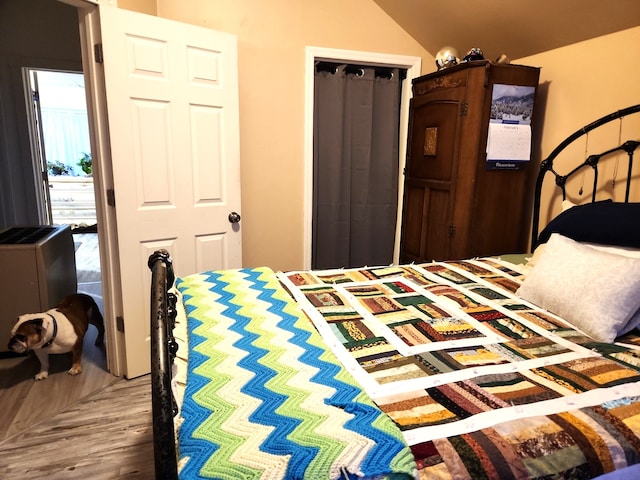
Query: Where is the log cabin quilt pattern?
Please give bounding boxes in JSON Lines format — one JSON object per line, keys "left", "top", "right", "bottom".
{"left": 278, "top": 259, "right": 640, "bottom": 478}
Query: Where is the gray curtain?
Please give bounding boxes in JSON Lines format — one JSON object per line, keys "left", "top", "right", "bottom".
{"left": 312, "top": 63, "right": 402, "bottom": 269}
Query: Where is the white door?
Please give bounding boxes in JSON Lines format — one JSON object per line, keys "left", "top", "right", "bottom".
{"left": 99, "top": 7, "right": 242, "bottom": 377}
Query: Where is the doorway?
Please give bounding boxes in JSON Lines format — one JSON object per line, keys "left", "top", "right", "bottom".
{"left": 303, "top": 47, "right": 422, "bottom": 269}
{"left": 23, "top": 67, "right": 103, "bottom": 314}
{"left": 24, "top": 68, "right": 97, "bottom": 227}
{"left": 312, "top": 63, "right": 404, "bottom": 269}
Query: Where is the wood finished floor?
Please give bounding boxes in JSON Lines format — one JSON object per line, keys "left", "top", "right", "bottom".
{"left": 0, "top": 372, "right": 154, "bottom": 479}
{"left": 0, "top": 232, "right": 156, "bottom": 479}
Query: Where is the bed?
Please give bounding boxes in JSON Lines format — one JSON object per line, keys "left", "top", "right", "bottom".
{"left": 148, "top": 104, "right": 640, "bottom": 479}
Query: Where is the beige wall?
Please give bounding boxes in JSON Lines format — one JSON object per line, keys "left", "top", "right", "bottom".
{"left": 123, "top": 0, "right": 431, "bottom": 270}
{"left": 118, "top": 0, "right": 156, "bottom": 15}
{"left": 516, "top": 26, "right": 640, "bottom": 235}
{"left": 118, "top": 1, "right": 639, "bottom": 261}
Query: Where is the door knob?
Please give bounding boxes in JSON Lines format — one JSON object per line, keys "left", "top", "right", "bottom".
{"left": 228, "top": 212, "right": 241, "bottom": 224}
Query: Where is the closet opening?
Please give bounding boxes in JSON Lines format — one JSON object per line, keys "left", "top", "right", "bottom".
{"left": 312, "top": 61, "right": 407, "bottom": 269}
{"left": 303, "top": 47, "right": 422, "bottom": 270}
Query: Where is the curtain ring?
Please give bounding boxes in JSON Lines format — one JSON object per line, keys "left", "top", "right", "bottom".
{"left": 344, "top": 65, "right": 365, "bottom": 77}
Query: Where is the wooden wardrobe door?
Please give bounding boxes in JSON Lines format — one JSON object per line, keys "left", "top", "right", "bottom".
{"left": 399, "top": 61, "right": 540, "bottom": 263}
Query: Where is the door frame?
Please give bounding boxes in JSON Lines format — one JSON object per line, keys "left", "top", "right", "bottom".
{"left": 63, "top": 0, "right": 127, "bottom": 376}
{"left": 22, "top": 68, "right": 53, "bottom": 225}
{"left": 303, "top": 47, "right": 421, "bottom": 269}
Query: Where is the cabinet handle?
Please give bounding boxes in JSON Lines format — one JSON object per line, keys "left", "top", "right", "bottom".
{"left": 448, "top": 225, "right": 456, "bottom": 238}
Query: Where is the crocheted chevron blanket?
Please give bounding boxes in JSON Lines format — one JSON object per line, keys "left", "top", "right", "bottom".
{"left": 175, "top": 267, "right": 416, "bottom": 480}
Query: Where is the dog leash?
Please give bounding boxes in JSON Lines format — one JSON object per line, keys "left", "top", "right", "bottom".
{"left": 42, "top": 313, "right": 58, "bottom": 348}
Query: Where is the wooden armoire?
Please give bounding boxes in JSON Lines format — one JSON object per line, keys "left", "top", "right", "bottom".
{"left": 399, "top": 60, "right": 540, "bottom": 262}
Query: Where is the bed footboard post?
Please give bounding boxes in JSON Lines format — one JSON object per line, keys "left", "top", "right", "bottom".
{"left": 148, "top": 249, "right": 179, "bottom": 479}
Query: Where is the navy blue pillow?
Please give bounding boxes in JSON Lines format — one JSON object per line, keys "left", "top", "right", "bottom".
{"left": 538, "top": 201, "right": 640, "bottom": 248}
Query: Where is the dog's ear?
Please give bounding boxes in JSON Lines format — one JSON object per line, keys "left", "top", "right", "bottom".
{"left": 32, "top": 319, "right": 44, "bottom": 336}
{"left": 23, "top": 318, "right": 45, "bottom": 336}
{"left": 29, "top": 318, "right": 44, "bottom": 337}
{"left": 11, "top": 316, "right": 45, "bottom": 336}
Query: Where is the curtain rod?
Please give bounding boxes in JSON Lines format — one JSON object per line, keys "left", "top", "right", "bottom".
{"left": 315, "top": 61, "right": 406, "bottom": 80}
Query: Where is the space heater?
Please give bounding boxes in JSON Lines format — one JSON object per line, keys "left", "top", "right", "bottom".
{"left": 0, "top": 225, "right": 77, "bottom": 352}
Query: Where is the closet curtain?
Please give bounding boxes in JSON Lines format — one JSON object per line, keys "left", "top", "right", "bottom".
{"left": 313, "top": 63, "right": 402, "bottom": 269}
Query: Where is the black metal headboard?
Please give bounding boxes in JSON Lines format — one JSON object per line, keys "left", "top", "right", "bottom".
{"left": 531, "top": 104, "right": 640, "bottom": 249}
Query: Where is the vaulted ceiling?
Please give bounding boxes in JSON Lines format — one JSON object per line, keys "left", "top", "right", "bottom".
{"left": 373, "top": 0, "right": 640, "bottom": 63}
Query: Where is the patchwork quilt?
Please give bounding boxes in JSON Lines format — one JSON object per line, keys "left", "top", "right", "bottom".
{"left": 176, "top": 258, "right": 640, "bottom": 479}
{"left": 277, "top": 259, "right": 640, "bottom": 479}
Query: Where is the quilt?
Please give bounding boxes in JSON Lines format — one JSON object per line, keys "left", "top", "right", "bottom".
{"left": 277, "top": 259, "right": 640, "bottom": 479}
{"left": 176, "top": 267, "right": 416, "bottom": 480}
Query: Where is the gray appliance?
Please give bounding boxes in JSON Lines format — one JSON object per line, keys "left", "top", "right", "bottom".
{"left": 0, "top": 225, "right": 77, "bottom": 351}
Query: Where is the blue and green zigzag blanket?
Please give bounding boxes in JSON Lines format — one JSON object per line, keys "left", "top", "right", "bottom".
{"left": 176, "top": 267, "right": 416, "bottom": 480}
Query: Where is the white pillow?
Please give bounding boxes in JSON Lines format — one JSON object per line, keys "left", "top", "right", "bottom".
{"left": 526, "top": 242, "right": 640, "bottom": 270}
{"left": 516, "top": 234, "right": 640, "bottom": 342}
{"left": 622, "top": 309, "right": 640, "bottom": 336}
{"left": 584, "top": 245, "right": 640, "bottom": 336}
{"left": 583, "top": 243, "right": 640, "bottom": 258}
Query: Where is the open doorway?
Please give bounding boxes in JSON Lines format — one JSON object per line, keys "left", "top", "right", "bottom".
{"left": 25, "top": 69, "right": 95, "bottom": 226}
{"left": 23, "top": 68, "right": 103, "bottom": 312}
{"left": 303, "top": 47, "right": 422, "bottom": 269}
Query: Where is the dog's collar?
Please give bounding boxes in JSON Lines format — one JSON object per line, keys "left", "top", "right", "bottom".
{"left": 42, "top": 313, "right": 58, "bottom": 348}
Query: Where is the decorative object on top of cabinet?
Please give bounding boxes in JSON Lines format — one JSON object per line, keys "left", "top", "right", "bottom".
{"left": 399, "top": 60, "right": 540, "bottom": 263}
{"left": 434, "top": 46, "right": 460, "bottom": 70}
{"left": 462, "top": 47, "right": 485, "bottom": 63}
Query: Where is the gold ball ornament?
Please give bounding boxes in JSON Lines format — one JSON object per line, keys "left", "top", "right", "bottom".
{"left": 435, "top": 46, "right": 460, "bottom": 70}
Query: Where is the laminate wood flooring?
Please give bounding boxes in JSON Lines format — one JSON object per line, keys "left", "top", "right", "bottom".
{"left": 0, "top": 328, "right": 113, "bottom": 443}
{"left": 74, "top": 232, "right": 101, "bottom": 283}
{"left": 0, "top": 231, "right": 156, "bottom": 478}
{"left": 0, "top": 332, "right": 156, "bottom": 478}
{"left": 0, "top": 374, "right": 154, "bottom": 479}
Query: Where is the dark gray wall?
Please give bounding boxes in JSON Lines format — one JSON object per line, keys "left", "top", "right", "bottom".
{"left": 0, "top": 0, "right": 83, "bottom": 228}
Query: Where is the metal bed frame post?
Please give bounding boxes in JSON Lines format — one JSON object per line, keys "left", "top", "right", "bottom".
{"left": 148, "top": 249, "right": 179, "bottom": 479}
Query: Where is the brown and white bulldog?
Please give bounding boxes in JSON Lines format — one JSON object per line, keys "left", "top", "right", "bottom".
{"left": 7, "top": 293, "right": 105, "bottom": 380}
